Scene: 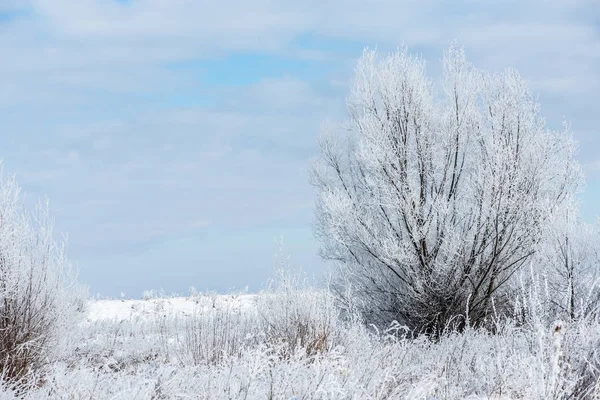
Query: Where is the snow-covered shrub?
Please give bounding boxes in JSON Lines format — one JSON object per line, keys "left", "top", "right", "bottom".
{"left": 257, "top": 265, "right": 343, "bottom": 358}
{"left": 141, "top": 290, "right": 156, "bottom": 301}
{"left": 176, "top": 298, "right": 262, "bottom": 366}
{"left": 0, "top": 169, "right": 85, "bottom": 383}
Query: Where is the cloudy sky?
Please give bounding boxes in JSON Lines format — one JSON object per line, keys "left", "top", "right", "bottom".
{"left": 0, "top": 0, "right": 598, "bottom": 297}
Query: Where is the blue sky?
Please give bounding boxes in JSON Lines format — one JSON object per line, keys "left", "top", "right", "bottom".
{"left": 0, "top": 0, "right": 598, "bottom": 298}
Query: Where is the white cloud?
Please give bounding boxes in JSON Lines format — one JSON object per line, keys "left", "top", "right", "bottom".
{"left": 2, "top": 1, "right": 597, "bottom": 106}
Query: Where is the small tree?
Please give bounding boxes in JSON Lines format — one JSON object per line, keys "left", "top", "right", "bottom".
{"left": 0, "top": 167, "right": 84, "bottom": 383}
{"left": 311, "top": 44, "right": 581, "bottom": 334}
{"left": 538, "top": 208, "right": 600, "bottom": 321}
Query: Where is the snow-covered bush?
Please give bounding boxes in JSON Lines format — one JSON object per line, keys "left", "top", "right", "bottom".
{"left": 0, "top": 169, "right": 85, "bottom": 383}
{"left": 141, "top": 289, "right": 156, "bottom": 301}
{"left": 257, "top": 266, "right": 343, "bottom": 358}
{"left": 176, "top": 297, "right": 262, "bottom": 366}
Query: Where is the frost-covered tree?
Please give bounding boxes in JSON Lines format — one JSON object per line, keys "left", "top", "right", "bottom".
{"left": 0, "top": 168, "right": 85, "bottom": 383}
{"left": 311, "top": 45, "right": 582, "bottom": 333}
{"left": 538, "top": 208, "right": 600, "bottom": 321}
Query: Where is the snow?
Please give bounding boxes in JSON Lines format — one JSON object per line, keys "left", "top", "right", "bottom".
{"left": 86, "top": 294, "right": 258, "bottom": 322}
{"left": 0, "top": 286, "right": 598, "bottom": 399}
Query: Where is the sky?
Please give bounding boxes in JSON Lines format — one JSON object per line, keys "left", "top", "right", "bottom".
{"left": 0, "top": 0, "right": 599, "bottom": 298}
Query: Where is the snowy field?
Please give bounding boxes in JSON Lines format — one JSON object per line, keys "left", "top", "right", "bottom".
{"left": 86, "top": 294, "right": 258, "bottom": 322}
{"left": 2, "top": 271, "right": 598, "bottom": 399}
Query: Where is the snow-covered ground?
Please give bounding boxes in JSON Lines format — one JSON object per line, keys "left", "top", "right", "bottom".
{"left": 86, "top": 294, "right": 258, "bottom": 322}
{"left": 4, "top": 286, "right": 600, "bottom": 399}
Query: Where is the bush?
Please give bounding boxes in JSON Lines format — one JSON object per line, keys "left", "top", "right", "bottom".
{"left": 177, "top": 297, "right": 260, "bottom": 366}
{"left": 257, "top": 264, "right": 342, "bottom": 358}
{"left": 0, "top": 169, "right": 84, "bottom": 383}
